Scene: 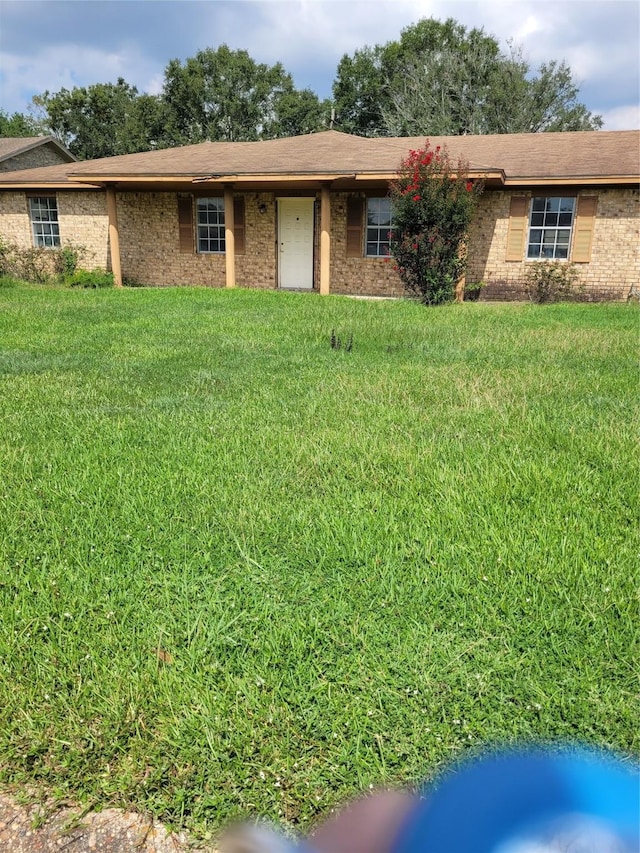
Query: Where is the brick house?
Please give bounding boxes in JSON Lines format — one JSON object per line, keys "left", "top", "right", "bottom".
{"left": 0, "top": 137, "right": 76, "bottom": 173}
{"left": 0, "top": 129, "right": 637, "bottom": 300}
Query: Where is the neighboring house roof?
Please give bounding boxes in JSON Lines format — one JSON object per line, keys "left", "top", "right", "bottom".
{"left": 0, "top": 136, "right": 77, "bottom": 164}
{"left": 0, "top": 130, "right": 637, "bottom": 189}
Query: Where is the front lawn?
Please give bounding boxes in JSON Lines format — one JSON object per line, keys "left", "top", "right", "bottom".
{"left": 0, "top": 283, "right": 637, "bottom": 839}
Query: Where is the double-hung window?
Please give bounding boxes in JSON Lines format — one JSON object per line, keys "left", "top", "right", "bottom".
{"left": 527, "top": 197, "right": 575, "bottom": 260}
{"left": 29, "top": 196, "right": 60, "bottom": 248}
{"left": 366, "top": 197, "right": 393, "bottom": 257}
{"left": 197, "top": 198, "right": 225, "bottom": 253}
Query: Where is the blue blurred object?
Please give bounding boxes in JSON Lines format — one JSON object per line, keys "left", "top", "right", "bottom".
{"left": 392, "top": 746, "right": 639, "bottom": 853}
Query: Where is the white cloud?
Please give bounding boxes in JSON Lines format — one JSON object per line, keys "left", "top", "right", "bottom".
{"left": 0, "top": 0, "right": 637, "bottom": 128}
{"left": 1, "top": 42, "right": 162, "bottom": 113}
{"left": 144, "top": 73, "right": 165, "bottom": 98}
{"left": 563, "top": 43, "right": 609, "bottom": 81}
{"left": 600, "top": 104, "right": 640, "bottom": 131}
{"left": 513, "top": 13, "right": 546, "bottom": 42}
{"left": 216, "top": 1, "right": 432, "bottom": 71}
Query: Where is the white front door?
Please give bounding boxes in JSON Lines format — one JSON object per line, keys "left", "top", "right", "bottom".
{"left": 278, "top": 198, "right": 315, "bottom": 289}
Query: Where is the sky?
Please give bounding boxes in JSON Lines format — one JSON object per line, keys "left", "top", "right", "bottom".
{"left": 0, "top": 0, "right": 638, "bottom": 131}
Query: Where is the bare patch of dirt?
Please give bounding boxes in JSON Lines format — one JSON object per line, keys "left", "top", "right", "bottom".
{"left": 0, "top": 793, "right": 213, "bottom": 852}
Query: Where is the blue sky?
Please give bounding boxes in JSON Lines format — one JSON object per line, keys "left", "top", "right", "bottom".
{"left": 0, "top": 0, "right": 638, "bottom": 130}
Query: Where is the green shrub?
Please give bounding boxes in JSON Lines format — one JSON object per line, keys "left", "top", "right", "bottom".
{"left": 0, "top": 239, "right": 110, "bottom": 287}
{"left": 463, "top": 281, "right": 486, "bottom": 302}
{"left": 13, "top": 246, "right": 54, "bottom": 283}
{"left": 54, "top": 243, "right": 87, "bottom": 280}
{"left": 524, "top": 261, "right": 581, "bottom": 303}
{"left": 67, "top": 269, "right": 114, "bottom": 288}
{"left": 0, "top": 236, "right": 13, "bottom": 277}
{"left": 0, "top": 238, "right": 55, "bottom": 283}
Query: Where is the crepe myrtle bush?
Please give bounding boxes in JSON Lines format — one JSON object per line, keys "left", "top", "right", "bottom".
{"left": 388, "top": 140, "right": 483, "bottom": 305}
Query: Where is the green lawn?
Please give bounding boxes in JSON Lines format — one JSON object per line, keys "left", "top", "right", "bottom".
{"left": 0, "top": 282, "right": 637, "bottom": 840}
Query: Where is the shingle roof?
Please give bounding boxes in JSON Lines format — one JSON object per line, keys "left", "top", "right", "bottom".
{"left": 0, "top": 130, "right": 637, "bottom": 186}
{"left": 0, "top": 136, "right": 76, "bottom": 163}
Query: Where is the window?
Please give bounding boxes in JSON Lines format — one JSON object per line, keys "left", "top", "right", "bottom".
{"left": 197, "top": 197, "right": 225, "bottom": 253}
{"left": 29, "top": 196, "right": 60, "bottom": 248}
{"left": 527, "top": 197, "right": 575, "bottom": 260}
{"left": 366, "top": 197, "right": 393, "bottom": 257}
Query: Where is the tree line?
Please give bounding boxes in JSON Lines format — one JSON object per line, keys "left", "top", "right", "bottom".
{"left": 0, "top": 18, "right": 602, "bottom": 160}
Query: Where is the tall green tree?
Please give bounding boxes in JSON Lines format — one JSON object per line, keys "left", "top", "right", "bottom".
{"left": 0, "top": 110, "right": 43, "bottom": 138}
{"left": 32, "top": 79, "right": 166, "bottom": 160}
{"left": 161, "top": 45, "right": 326, "bottom": 143}
{"left": 271, "top": 88, "right": 331, "bottom": 138}
{"left": 333, "top": 18, "right": 602, "bottom": 136}
{"left": 332, "top": 46, "right": 386, "bottom": 137}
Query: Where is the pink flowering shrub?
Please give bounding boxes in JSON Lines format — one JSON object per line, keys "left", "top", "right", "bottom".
{"left": 389, "top": 141, "right": 483, "bottom": 305}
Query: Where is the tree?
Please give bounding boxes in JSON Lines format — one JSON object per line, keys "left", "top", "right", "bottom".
{"left": 333, "top": 18, "right": 602, "bottom": 136}
{"left": 32, "top": 79, "right": 166, "bottom": 159}
{"left": 30, "top": 45, "right": 329, "bottom": 160}
{"left": 121, "top": 94, "right": 171, "bottom": 151}
{"left": 0, "top": 110, "right": 42, "bottom": 138}
{"left": 517, "top": 59, "right": 603, "bottom": 132}
{"left": 388, "top": 140, "right": 483, "bottom": 304}
{"left": 161, "top": 45, "right": 326, "bottom": 143}
{"left": 271, "top": 88, "right": 331, "bottom": 138}
{"left": 332, "top": 46, "right": 386, "bottom": 136}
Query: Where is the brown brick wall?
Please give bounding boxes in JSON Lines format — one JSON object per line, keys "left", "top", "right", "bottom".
{"left": 0, "top": 192, "right": 29, "bottom": 243}
{"left": 0, "top": 143, "right": 72, "bottom": 172}
{"left": 117, "top": 192, "right": 227, "bottom": 287}
{"left": 117, "top": 191, "right": 281, "bottom": 288}
{"left": 116, "top": 192, "right": 229, "bottom": 287}
{"left": 236, "top": 193, "right": 277, "bottom": 289}
{"left": 0, "top": 190, "right": 108, "bottom": 269}
{"left": 114, "top": 190, "right": 404, "bottom": 294}
{"left": 467, "top": 188, "right": 639, "bottom": 301}
{"left": 58, "top": 193, "right": 109, "bottom": 268}
{"left": 116, "top": 191, "right": 292, "bottom": 289}
{"left": 328, "top": 193, "right": 404, "bottom": 297}
{"left": 2, "top": 186, "right": 637, "bottom": 299}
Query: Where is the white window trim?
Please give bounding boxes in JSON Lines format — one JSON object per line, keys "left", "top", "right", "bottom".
{"left": 28, "top": 195, "right": 61, "bottom": 249}
{"left": 196, "top": 197, "right": 225, "bottom": 254}
{"left": 526, "top": 196, "right": 576, "bottom": 261}
{"left": 365, "top": 197, "right": 393, "bottom": 258}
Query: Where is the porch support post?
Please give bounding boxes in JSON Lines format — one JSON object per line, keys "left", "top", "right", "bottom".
{"left": 320, "top": 184, "right": 331, "bottom": 296}
{"left": 106, "top": 186, "right": 122, "bottom": 288}
{"left": 455, "top": 244, "right": 467, "bottom": 302}
{"left": 224, "top": 185, "right": 236, "bottom": 288}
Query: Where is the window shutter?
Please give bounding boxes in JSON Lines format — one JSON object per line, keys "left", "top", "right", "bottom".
{"left": 177, "top": 196, "right": 194, "bottom": 253}
{"left": 571, "top": 196, "right": 597, "bottom": 263}
{"left": 233, "top": 197, "right": 245, "bottom": 254}
{"left": 346, "top": 197, "right": 364, "bottom": 258}
{"left": 505, "top": 196, "right": 529, "bottom": 261}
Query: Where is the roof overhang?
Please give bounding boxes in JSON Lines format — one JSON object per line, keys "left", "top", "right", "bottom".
{"left": 503, "top": 175, "right": 639, "bottom": 186}
{"left": 67, "top": 173, "right": 361, "bottom": 184}
{"left": 63, "top": 167, "right": 505, "bottom": 189}
{"left": 0, "top": 181, "right": 102, "bottom": 190}
{"left": 2, "top": 171, "right": 636, "bottom": 193}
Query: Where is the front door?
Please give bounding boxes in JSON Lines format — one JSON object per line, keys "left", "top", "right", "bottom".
{"left": 277, "top": 197, "right": 315, "bottom": 289}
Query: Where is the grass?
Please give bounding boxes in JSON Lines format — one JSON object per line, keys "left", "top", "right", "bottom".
{"left": 0, "top": 283, "right": 638, "bottom": 840}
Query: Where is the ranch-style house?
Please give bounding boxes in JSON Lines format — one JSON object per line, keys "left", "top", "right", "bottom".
{"left": 0, "top": 129, "right": 638, "bottom": 300}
